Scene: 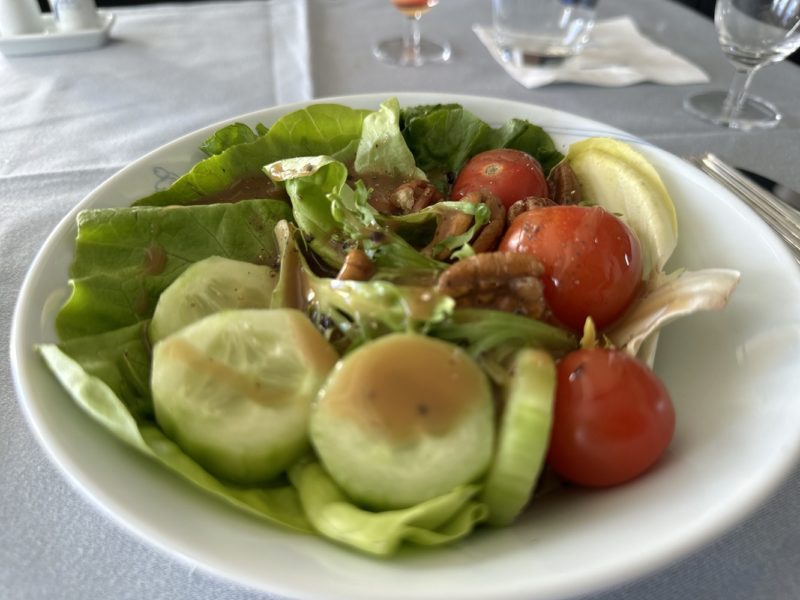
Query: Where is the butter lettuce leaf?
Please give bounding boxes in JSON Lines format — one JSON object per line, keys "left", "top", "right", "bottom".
{"left": 289, "top": 459, "right": 487, "bottom": 556}
{"left": 136, "top": 104, "right": 372, "bottom": 206}
{"left": 354, "top": 97, "right": 425, "bottom": 181}
{"left": 56, "top": 321, "right": 153, "bottom": 420}
{"left": 200, "top": 122, "right": 262, "bottom": 156}
{"left": 57, "top": 199, "right": 292, "bottom": 340}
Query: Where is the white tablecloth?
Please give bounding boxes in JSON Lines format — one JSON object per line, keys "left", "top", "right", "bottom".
{"left": 1, "top": 1, "right": 799, "bottom": 599}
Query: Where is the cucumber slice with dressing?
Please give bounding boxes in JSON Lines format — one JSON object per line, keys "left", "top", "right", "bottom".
{"left": 151, "top": 308, "right": 338, "bottom": 484}
{"left": 480, "top": 349, "right": 556, "bottom": 526}
{"left": 311, "top": 333, "right": 495, "bottom": 511}
{"left": 149, "top": 256, "right": 278, "bottom": 344}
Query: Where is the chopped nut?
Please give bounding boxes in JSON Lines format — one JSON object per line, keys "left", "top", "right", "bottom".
{"left": 547, "top": 161, "right": 583, "bottom": 205}
{"left": 336, "top": 248, "right": 375, "bottom": 281}
{"left": 391, "top": 180, "right": 442, "bottom": 214}
{"left": 471, "top": 193, "right": 507, "bottom": 253}
{"left": 436, "top": 252, "right": 548, "bottom": 318}
{"left": 424, "top": 190, "right": 507, "bottom": 259}
{"left": 423, "top": 191, "right": 479, "bottom": 260}
{"left": 506, "top": 196, "right": 555, "bottom": 227}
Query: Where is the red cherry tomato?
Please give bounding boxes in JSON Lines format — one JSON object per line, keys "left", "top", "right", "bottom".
{"left": 547, "top": 348, "right": 675, "bottom": 488}
{"left": 451, "top": 149, "right": 548, "bottom": 209}
{"left": 498, "top": 205, "right": 643, "bottom": 332}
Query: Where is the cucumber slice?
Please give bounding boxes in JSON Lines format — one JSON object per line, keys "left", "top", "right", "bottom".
{"left": 311, "top": 333, "right": 495, "bottom": 511}
{"left": 151, "top": 308, "right": 338, "bottom": 484}
{"left": 149, "top": 256, "right": 278, "bottom": 344}
{"left": 480, "top": 349, "right": 556, "bottom": 526}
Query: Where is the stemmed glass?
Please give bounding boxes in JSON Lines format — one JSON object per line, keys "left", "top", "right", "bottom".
{"left": 373, "top": 0, "right": 451, "bottom": 67}
{"left": 684, "top": 0, "right": 800, "bottom": 130}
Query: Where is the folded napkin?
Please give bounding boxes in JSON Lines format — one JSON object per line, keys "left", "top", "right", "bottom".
{"left": 473, "top": 16, "right": 709, "bottom": 88}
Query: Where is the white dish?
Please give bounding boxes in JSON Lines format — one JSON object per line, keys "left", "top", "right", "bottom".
{"left": 10, "top": 92, "right": 800, "bottom": 600}
{"left": 0, "top": 11, "right": 113, "bottom": 57}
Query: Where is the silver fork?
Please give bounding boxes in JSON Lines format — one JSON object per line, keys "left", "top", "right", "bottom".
{"left": 689, "top": 153, "right": 800, "bottom": 264}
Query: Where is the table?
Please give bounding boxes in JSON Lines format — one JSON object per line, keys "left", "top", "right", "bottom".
{"left": 1, "top": 1, "right": 798, "bottom": 598}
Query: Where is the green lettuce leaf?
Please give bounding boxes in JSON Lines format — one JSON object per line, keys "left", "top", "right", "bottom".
{"left": 487, "top": 118, "right": 564, "bottom": 173}
{"left": 56, "top": 199, "right": 292, "bottom": 340}
{"left": 38, "top": 344, "right": 312, "bottom": 533}
{"left": 56, "top": 321, "right": 153, "bottom": 420}
{"left": 400, "top": 104, "right": 563, "bottom": 191}
{"left": 353, "top": 97, "right": 425, "bottom": 181}
{"left": 200, "top": 122, "right": 262, "bottom": 156}
{"left": 430, "top": 308, "right": 577, "bottom": 385}
{"left": 272, "top": 221, "right": 454, "bottom": 354}
{"left": 266, "top": 157, "right": 444, "bottom": 281}
{"left": 136, "top": 104, "right": 372, "bottom": 206}
{"left": 289, "top": 459, "right": 488, "bottom": 556}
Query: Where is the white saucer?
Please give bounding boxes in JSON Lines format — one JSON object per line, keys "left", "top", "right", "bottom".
{"left": 0, "top": 11, "right": 114, "bottom": 57}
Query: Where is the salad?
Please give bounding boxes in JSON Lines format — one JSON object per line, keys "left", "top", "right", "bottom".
{"left": 38, "top": 98, "right": 740, "bottom": 556}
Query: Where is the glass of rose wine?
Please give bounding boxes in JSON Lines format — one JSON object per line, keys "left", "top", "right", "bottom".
{"left": 373, "top": 0, "right": 451, "bottom": 67}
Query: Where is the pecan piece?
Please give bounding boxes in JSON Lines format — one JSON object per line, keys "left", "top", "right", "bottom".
{"left": 471, "top": 193, "right": 507, "bottom": 253}
{"left": 436, "top": 252, "right": 548, "bottom": 318}
{"left": 547, "top": 161, "right": 583, "bottom": 205}
{"left": 423, "top": 191, "right": 480, "bottom": 260}
{"left": 336, "top": 248, "right": 375, "bottom": 281}
{"left": 424, "top": 190, "right": 507, "bottom": 259}
{"left": 506, "top": 196, "right": 555, "bottom": 227}
{"left": 391, "top": 180, "right": 442, "bottom": 214}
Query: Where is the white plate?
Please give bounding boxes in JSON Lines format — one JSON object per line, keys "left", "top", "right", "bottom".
{"left": 0, "top": 11, "right": 113, "bottom": 57}
{"left": 10, "top": 93, "right": 800, "bottom": 600}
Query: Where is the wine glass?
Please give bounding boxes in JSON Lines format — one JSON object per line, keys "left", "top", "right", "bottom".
{"left": 373, "top": 0, "right": 451, "bottom": 67}
{"left": 684, "top": 0, "right": 800, "bottom": 130}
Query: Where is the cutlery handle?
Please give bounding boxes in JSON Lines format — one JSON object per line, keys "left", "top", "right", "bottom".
{"left": 691, "top": 154, "right": 800, "bottom": 265}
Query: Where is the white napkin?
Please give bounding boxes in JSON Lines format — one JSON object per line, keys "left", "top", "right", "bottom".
{"left": 473, "top": 16, "right": 709, "bottom": 88}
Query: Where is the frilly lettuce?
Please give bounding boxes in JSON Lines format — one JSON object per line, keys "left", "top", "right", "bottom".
{"left": 265, "top": 156, "right": 447, "bottom": 281}
{"left": 271, "top": 220, "right": 454, "bottom": 353}
{"left": 431, "top": 309, "right": 577, "bottom": 385}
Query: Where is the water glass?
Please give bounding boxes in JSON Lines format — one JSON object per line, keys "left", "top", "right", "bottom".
{"left": 683, "top": 0, "right": 800, "bottom": 130}
{"left": 492, "top": 0, "right": 597, "bottom": 66}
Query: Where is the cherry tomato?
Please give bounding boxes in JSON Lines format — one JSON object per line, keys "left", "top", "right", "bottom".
{"left": 547, "top": 348, "right": 675, "bottom": 488}
{"left": 451, "top": 149, "right": 548, "bottom": 209}
{"left": 498, "top": 205, "right": 642, "bottom": 332}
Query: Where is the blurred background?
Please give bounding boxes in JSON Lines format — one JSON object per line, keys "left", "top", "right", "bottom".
{"left": 34, "top": 0, "right": 719, "bottom": 18}
{"left": 33, "top": 0, "right": 796, "bottom": 63}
